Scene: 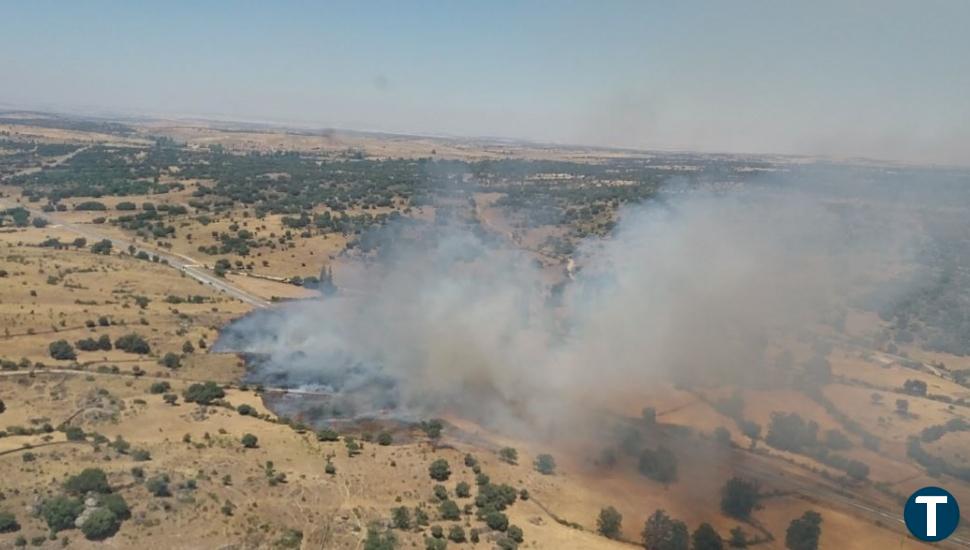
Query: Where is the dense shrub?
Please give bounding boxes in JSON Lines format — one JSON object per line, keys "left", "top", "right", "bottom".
{"left": 720, "top": 477, "right": 759, "bottom": 519}
{"left": 65, "top": 468, "right": 111, "bottom": 495}
{"left": 48, "top": 340, "right": 76, "bottom": 360}
{"left": 75, "top": 201, "right": 107, "bottom": 211}
{"left": 785, "top": 511, "right": 822, "bottom": 550}
{"left": 160, "top": 352, "right": 180, "bottom": 369}
{"left": 100, "top": 493, "right": 131, "bottom": 520}
{"left": 766, "top": 412, "right": 818, "bottom": 452}
{"left": 429, "top": 459, "right": 451, "bottom": 481}
{"left": 183, "top": 381, "right": 225, "bottom": 405}
{"left": 81, "top": 508, "right": 120, "bottom": 540}
{"left": 0, "top": 511, "right": 20, "bottom": 533}
{"left": 90, "top": 239, "right": 113, "bottom": 254}
{"left": 439, "top": 499, "right": 460, "bottom": 520}
{"left": 638, "top": 446, "right": 677, "bottom": 483}
{"left": 534, "top": 453, "right": 556, "bottom": 475}
{"left": 64, "top": 426, "right": 86, "bottom": 441}
{"left": 115, "top": 333, "right": 151, "bottom": 354}
{"left": 692, "top": 523, "right": 723, "bottom": 550}
{"left": 40, "top": 496, "right": 83, "bottom": 532}
{"left": 146, "top": 475, "right": 171, "bottom": 497}
{"left": 597, "top": 506, "right": 622, "bottom": 539}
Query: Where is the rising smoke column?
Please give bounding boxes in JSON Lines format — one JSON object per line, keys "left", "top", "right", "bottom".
{"left": 217, "top": 189, "right": 915, "bottom": 432}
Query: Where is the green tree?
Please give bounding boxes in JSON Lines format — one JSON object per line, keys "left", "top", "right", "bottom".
{"left": 363, "top": 527, "right": 397, "bottom": 550}
{"left": 692, "top": 523, "right": 723, "bottom": 550}
{"left": 64, "top": 425, "right": 86, "bottom": 441}
{"left": 720, "top": 477, "right": 759, "bottom": 519}
{"left": 160, "top": 352, "right": 181, "bottom": 369}
{"left": 785, "top": 511, "right": 822, "bottom": 550}
{"left": 183, "top": 381, "right": 225, "bottom": 404}
{"left": 241, "top": 433, "right": 258, "bottom": 448}
{"left": 114, "top": 333, "right": 151, "bottom": 354}
{"left": 534, "top": 453, "right": 556, "bottom": 475}
{"left": 81, "top": 508, "right": 120, "bottom": 540}
{"left": 40, "top": 496, "right": 83, "bottom": 532}
{"left": 65, "top": 468, "right": 111, "bottom": 495}
{"left": 90, "top": 239, "right": 113, "bottom": 255}
{"left": 896, "top": 399, "right": 909, "bottom": 415}
{"left": 597, "top": 506, "right": 623, "bottom": 539}
{"left": 448, "top": 524, "right": 466, "bottom": 542}
{"left": 0, "top": 511, "right": 20, "bottom": 533}
{"left": 485, "top": 510, "right": 509, "bottom": 531}
{"left": 97, "top": 334, "right": 113, "bottom": 350}
{"left": 146, "top": 475, "right": 171, "bottom": 497}
{"left": 641, "top": 509, "right": 689, "bottom": 550}
{"left": 345, "top": 437, "right": 362, "bottom": 457}
{"left": 499, "top": 447, "right": 518, "bottom": 464}
{"left": 766, "top": 412, "right": 818, "bottom": 452}
{"left": 48, "top": 340, "right": 76, "bottom": 360}
{"left": 638, "top": 446, "right": 678, "bottom": 483}
{"left": 429, "top": 459, "right": 451, "bottom": 481}
{"left": 439, "top": 499, "right": 460, "bottom": 520}
{"left": 902, "top": 379, "right": 928, "bottom": 396}
{"left": 100, "top": 493, "right": 131, "bottom": 520}
{"left": 392, "top": 506, "right": 411, "bottom": 529}
{"left": 728, "top": 527, "right": 747, "bottom": 548}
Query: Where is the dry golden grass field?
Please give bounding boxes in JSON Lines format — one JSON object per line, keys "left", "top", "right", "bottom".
{"left": 0, "top": 120, "right": 967, "bottom": 550}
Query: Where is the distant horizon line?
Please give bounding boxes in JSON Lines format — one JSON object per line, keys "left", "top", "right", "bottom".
{"left": 0, "top": 101, "right": 963, "bottom": 170}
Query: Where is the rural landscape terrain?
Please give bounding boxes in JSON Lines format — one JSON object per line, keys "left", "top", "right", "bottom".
{"left": 0, "top": 111, "right": 969, "bottom": 550}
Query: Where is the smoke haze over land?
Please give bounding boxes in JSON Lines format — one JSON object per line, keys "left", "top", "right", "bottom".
{"left": 218, "top": 185, "right": 920, "bottom": 434}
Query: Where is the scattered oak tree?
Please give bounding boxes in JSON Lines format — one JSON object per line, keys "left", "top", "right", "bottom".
{"left": 785, "top": 511, "right": 822, "bottom": 550}
{"left": 597, "top": 506, "right": 623, "bottom": 539}
{"left": 692, "top": 523, "right": 724, "bottom": 550}
{"left": 641, "top": 509, "right": 689, "bottom": 550}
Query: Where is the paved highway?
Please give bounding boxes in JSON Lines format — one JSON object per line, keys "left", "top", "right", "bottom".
{"left": 1, "top": 149, "right": 270, "bottom": 308}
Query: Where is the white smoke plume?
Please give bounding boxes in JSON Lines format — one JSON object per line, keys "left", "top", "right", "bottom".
{"left": 217, "top": 188, "right": 917, "bottom": 434}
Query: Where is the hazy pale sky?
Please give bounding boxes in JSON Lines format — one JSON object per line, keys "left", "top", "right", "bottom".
{"left": 2, "top": 1, "right": 969, "bottom": 164}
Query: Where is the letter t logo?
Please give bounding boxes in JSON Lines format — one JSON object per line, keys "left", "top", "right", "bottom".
{"left": 916, "top": 495, "right": 949, "bottom": 537}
